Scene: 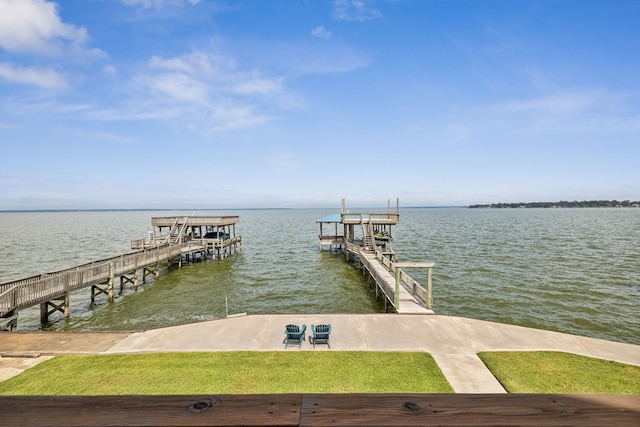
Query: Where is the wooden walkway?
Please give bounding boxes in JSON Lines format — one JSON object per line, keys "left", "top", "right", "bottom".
{"left": 317, "top": 200, "right": 435, "bottom": 314}
{"left": 359, "top": 251, "right": 434, "bottom": 314}
{"left": 0, "top": 242, "right": 207, "bottom": 328}
{"left": 0, "top": 216, "right": 241, "bottom": 330}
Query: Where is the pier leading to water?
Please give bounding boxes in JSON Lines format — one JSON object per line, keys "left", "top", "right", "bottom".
{"left": 317, "top": 199, "right": 435, "bottom": 314}
{"left": 0, "top": 216, "right": 241, "bottom": 331}
{"left": 1, "top": 203, "right": 434, "bottom": 331}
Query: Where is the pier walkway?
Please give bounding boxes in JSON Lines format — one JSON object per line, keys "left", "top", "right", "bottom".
{"left": 359, "top": 252, "right": 434, "bottom": 313}
{"left": 318, "top": 200, "right": 435, "bottom": 314}
{"left": 0, "top": 216, "right": 241, "bottom": 330}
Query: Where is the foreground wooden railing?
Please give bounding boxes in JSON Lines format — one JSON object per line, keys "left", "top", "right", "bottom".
{"left": 0, "top": 394, "right": 637, "bottom": 426}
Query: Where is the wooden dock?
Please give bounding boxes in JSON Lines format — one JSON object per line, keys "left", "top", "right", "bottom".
{"left": 0, "top": 216, "right": 241, "bottom": 331}
{"left": 317, "top": 199, "right": 435, "bottom": 314}
{"left": 360, "top": 251, "right": 434, "bottom": 314}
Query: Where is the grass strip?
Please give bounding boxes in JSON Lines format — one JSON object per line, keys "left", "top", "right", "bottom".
{"left": 478, "top": 351, "right": 640, "bottom": 393}
{"left": 0, "top": 351, "right": 453, "bottom": 395}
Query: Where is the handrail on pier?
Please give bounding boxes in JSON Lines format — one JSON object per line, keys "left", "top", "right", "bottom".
{"left": 0, "top": 243, "right": 199, "bottom": 317}
{"left": 373, "top": 250, "right": 435, "bottom": 311}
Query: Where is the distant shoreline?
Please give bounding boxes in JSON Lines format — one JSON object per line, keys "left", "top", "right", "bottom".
{"left": 469, "top": 200, "right": 640, "bottom": 209}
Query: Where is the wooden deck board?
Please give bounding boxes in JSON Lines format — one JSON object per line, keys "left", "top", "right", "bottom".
{"left": 1, "top": 394, "right": 637, "bottom": 426}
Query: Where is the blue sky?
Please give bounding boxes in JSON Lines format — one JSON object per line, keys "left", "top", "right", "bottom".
{"left": 1, "top": 0, "right": 639, "bottom": 209}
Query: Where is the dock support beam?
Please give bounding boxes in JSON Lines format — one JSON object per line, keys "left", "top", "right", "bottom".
{"left": 40, "top": 292, "right": 70, "bottom": 323}
{"left": 91, "top": 284, "right": 109, "bottom": 303}
{"left": 119, "top": 272, "right": 136, "bottom": 292}
{"left": 0, "top": 312, "right": 18, "bottom": 331}
{"left": 107, "top": 263, "right": 115, "bottom": 300}
{"left": 142, "top": 263, "right": 160, "bottom": 283}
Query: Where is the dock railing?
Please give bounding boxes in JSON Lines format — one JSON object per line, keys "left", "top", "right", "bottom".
{"left": 0, "top": 243, "right": 195, "bottom": 317}
{"left": 375, "top": 250, "right": 434, "bottom": 310}
{"left": 151, "top": 216, "right": 239, "bottom": 227}
{"left": 341, "top": 212, "right": 400, "bottom": 224}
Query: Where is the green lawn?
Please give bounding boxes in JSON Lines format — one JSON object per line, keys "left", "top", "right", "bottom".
{"left": 0, "top": 352, "right": 453, "bottom": 395}
{"left": 478, "top": 351, "right": 640, "bottom": 393}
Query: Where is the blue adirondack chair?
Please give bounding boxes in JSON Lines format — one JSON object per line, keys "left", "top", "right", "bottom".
{"left": 284, "top": 324, "right": 306, "bottom": 348}
{"left": 311, "top": 324, "right": 331, "bottom": 349}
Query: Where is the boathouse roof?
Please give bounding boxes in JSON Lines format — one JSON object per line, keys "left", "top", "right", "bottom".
{"left": 315, "top": 213, "right": 342, "bottom": 223}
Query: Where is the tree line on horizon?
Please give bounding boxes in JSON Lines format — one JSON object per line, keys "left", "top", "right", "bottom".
{"left": 469, "top": 200, "right": 640, "bottom": 209}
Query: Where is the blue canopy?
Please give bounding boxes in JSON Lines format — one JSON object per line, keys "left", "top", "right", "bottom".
{"left": 315, "top": 213, "right": 341, "bottom": 223}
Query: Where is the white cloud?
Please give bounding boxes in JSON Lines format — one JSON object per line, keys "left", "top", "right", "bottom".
{"left": 121, "top": 0, "right": 200, "bottom": 8}
{"left": 0, "top": 0, "right": 88, "bottom": 55}
{"left": 211, "top": 101, "right": 268, "bottom": 129}
{"left": 149, "top": 52, "right": 216, "bottom": 75}
{"left": 103, "top": 64, "right": 118, "bottom": 76}
{"left": 289, "top": 48, "right": 372, "bottom": 75}
{"left": 0, "top": 62, "right": 67, "bottom": 89}
{"left": 135, "top": 72, "right": 210, "bottom": 104}
{"left": 132, "top": 50, "right": 284, "bottom": 129}
{"left": 311, "top": 26, "right": 332, "bottom": 40}
{"left": 495, "top": 91, "right": 603, "bottom": 115}
{"left": 233, "top": 76, "right": 282, "bottom": 95}
{"left": 332, "top": 0, "right": 382, "bottom": 22}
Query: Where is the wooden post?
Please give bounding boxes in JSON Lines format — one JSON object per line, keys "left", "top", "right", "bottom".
{"left": 63, "top": 292, "right": 70, "bottom": 318}
{"left": 40, "top": 302, "right": 48, "bottom": 323}
{"left": 394, "top": 267, "right": 400, "bottom": 310}
{"left": 40, "top": 294, "right": 69, "bottom": 322}
{"left": 427, "top": 266, "right": 433, "bottom": 310}
{"left": 108, "top": 262, "right": 114, "bottom": 300}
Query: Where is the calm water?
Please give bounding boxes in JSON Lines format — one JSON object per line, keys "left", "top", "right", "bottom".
{"left": 0, "top": 208, "right": 638, "bottom": 345}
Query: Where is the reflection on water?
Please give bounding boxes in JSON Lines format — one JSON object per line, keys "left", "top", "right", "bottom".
{"left": 1, "top": 208, "right": 638, "bottom": 345}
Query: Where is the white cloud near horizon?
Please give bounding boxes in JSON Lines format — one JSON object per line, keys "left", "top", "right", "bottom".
{"left": 492, "top": 91, "right": 604, "bottom": 115}
{"left": 0, "top": 62, "right": 68, "bottom": 89}
{"left": 478, "top": 89, "right": 640, "bottom": 136}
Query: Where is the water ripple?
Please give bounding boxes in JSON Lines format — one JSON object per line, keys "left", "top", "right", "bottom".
{"left": 1, "top": 208, "right": 638, "bottom": 344}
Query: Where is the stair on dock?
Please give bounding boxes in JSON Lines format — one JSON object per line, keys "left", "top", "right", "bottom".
{"left": 361, "top": 220, "right": 376, "bottom": 253}
{"left": 166, "top": 216, "right": 189, "bottom": 244}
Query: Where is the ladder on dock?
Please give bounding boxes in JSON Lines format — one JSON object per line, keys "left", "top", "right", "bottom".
{"left": 360, "top": 218, "right": 376, "bottom": 253}
{"left": 166, "top": 217, "right": 189, "bottom": 244}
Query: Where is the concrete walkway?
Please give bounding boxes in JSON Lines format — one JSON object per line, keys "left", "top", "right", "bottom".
{"left": 2, "top": 314, "right": 639, "bottom": 393}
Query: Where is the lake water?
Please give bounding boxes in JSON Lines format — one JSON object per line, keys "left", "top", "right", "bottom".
{"left": 0, "top": 208, "right": 638, "bottom": 345}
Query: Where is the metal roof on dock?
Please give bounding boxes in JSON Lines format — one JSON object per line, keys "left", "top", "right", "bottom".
{"left": 315, "top": 213, "right": 342, "bottom": 223}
